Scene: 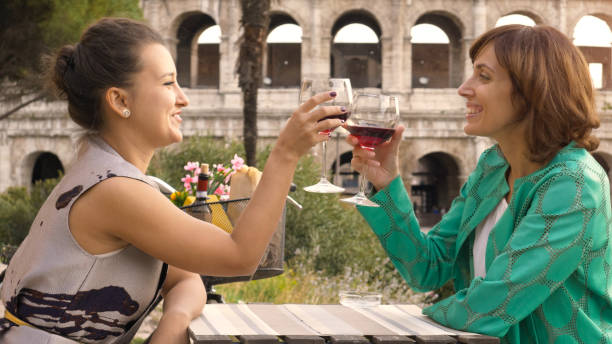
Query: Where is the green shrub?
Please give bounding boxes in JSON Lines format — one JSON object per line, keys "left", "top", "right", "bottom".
{"left": 0, "top": 176, "right": 62, "bottom": 262}
{"left": 148, "top": 136, "right": 245, "bottom": 191}
{"left": 286, "top": 154, "right": 388, "bottom": 275}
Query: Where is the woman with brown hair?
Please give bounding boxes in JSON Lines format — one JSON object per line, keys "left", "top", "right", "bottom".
{"left": 349, "top": 24, "right": 611, "bottom": 342}
{"left": 0, "top": 17, "right": 347, "bottom": 343}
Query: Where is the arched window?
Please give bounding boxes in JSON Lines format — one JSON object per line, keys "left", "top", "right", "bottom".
{"left": 265, "top": 15, "right": 301, "bottom": 88}
{"left": 31, "top": 152, "right": 64, "bottom": 184}
{"left": 331, "top": 11, "right": 382, "bottom": 88}
{"left": 176, "top": 13, "right": 219, "bottom": 88}
{"left": 411, "top": 23, "right": 450, "bottom": 88}
{"left": 574, "top": 15, "right": 612, "bottom": 89}
{"left": 411, "top": 152, "right": 460, "bottom": 228}
{"left": 196, "top": 25, "right": 221, "bottom": 88}
{"left": 411, "top": 13, "right": 463, "bottom": 88}
{"left": 495, "top": 14, "right": 536, "bottom": 27}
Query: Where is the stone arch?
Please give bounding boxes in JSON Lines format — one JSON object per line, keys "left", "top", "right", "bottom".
{"left": 570, "top": 13, "right": 612, "bottom": 90}
{"left": 23, "top": 151, "right": 64, "bottom": 186}
{"left": 567, "top": 9, "right": 612, "bottom": 39}
{"left": 488, "top": 7, "right": 546, "bottom": 29}
{"left": 330, "top": 9, "right": 383, "bottom": 88}
{"left": 412, "top": 11, "right": 465, "bottom": 88}
{"left": 264, "top": 12, "right": 301, "bottom": 88}
{"left": 172, "top": 11, "right": 218, "bottom": 88}
{"left": 410, "top": 151, "right": 461, "bottom": 227}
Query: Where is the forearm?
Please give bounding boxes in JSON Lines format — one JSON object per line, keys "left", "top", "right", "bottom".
{"left": 151, "top": 273, "right": 205, "bottom": 344}
{"left": 359, "top": 176, "right": 460, "bottom": 291}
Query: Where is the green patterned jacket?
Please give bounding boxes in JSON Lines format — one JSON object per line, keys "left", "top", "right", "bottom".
{"left": 358, "top": 143, "right": 612, "bottom": 343}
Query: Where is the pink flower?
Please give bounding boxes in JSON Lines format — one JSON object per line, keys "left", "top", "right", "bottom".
{"left": 184, "top": 161, "right": 199, "bottom": 172}
{"left": 216, "top": 164, "right": 225, "bottom": 172}
{"left": 213, "top": 186, "right": 224, "bottom": 195}
{"left": 181, "top": 174, "right": 196, "bottom": 190}
{"left": 231, "top": 154, "right": 244, "bottom": 171}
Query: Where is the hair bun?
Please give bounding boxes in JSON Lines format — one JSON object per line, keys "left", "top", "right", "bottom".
{"left": 51, "top": 45, "right": 77, "bottom": 99}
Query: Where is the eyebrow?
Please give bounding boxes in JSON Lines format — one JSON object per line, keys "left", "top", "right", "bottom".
{"left": 159, "top": 72, "right": 175, "bottom": 79}
{"left": 475, "top": 63, "right": 495, "bottom": 73}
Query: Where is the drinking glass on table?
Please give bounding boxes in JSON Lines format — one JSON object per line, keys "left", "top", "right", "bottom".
{"left": 341, "top": 93, "right": 399, "bottom": 207}
{"left": 299, "top": 78, "right": 353, "bottom": 193}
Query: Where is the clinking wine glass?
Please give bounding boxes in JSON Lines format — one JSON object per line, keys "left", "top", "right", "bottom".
{"left": 299, "top": 78, "right": 353, "bottom": 193}
{"left": 341, "top": 94, "right": 400, "bottom": 207}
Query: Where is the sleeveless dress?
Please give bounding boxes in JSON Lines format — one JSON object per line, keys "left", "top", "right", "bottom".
{"left": 0, "top": 137, "right": 167, "bottom": 344}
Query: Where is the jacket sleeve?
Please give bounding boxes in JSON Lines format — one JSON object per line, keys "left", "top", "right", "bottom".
{"left": 358, "top": 175, "right": 471, "bottom": 292}
{"left": 422, "top": 168, "right": 603, "bottom": 337}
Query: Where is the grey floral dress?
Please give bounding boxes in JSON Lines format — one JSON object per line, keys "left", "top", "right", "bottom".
{"left": 0, "top": 137, "right": 167, "bottom": 344}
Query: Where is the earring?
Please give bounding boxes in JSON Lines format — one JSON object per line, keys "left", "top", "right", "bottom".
{"left": 122, "top": 109, "right": 131, "bottom": 118}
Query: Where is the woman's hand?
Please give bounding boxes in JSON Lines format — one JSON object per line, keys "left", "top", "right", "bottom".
{"left": 274, "top": 92, "right": 346, "bottom": 163}
{"left": 347, "top": 124, "right": 404, "bottom": 190}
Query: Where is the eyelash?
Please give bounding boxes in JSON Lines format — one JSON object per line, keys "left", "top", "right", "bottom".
{"left": 479, "top": 73, "right": 490, "bottom": 81}
{"left": 164, "top": 81, "right": 175, "bottom": 86}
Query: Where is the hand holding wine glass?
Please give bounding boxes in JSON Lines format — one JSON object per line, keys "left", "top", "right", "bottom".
{"left": 299, "top": 78, "right": 352, "bottom": 193}
{"left": 276, "top": 91, "right": 346, "bottom": 161}
{"left": 347, "top": 124, "right": 404, "bottom": 191}
{"left": 341, "top": 93, "right": 400, "bottom": 207}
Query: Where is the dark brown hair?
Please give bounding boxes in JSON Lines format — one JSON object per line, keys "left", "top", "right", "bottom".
{"left": 470, "top": 24, "right": 600, "bottom": 162}
{"left": 49, "top": 17, "right": 164, "bottom": 131}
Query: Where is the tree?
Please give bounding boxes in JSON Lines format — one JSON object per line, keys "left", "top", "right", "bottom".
{"left": 237, "top": 0, "right": 271, "bottom": 166}
{"left": 0, "top": 0, "right": 142, "bottom": 120}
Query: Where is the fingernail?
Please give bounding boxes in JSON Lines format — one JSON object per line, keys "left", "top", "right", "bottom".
{"left": 340, "top": 120, "right": 346, "bottom": 123}
{"left": 340, "top": 106, "right": 346, "bottom": 112}
{"left": 330, "top": 91, "right": 337, "bottom": 97}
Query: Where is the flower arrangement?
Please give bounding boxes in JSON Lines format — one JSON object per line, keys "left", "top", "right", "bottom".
{"left": 169, "top": 154, "right": 245, "bottom": 207}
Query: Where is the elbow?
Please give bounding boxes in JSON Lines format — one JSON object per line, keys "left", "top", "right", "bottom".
{"left": 223, "top": 253, "right": 259, "bottom": 276}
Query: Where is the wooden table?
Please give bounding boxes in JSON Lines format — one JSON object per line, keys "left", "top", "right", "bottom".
{"left": 189, "top": 304, "right": 499, "bottom": 343}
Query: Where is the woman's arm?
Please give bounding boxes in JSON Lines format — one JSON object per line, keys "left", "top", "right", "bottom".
{"left": 359, "top": 175, "right": 469, "bottom": 291}
{"left": 149, "top": 265, "right": 206, "bottom": 344}
{"left": 349, "top": 124, "right": 470, "bottom": 291}
{"left": 70, "top": 91, "right": 346, "bottom": 276}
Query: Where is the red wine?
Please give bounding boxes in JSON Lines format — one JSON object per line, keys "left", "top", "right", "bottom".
{"left": 318, "top": 112, "right": 350, "bottom": 135}
{"left": 346, "top": 125, "right": 395, "bottom": 149}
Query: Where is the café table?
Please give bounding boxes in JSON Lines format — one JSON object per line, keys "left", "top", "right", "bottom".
{"left": 189, "top": 303, "right": 500, "bottom": 344}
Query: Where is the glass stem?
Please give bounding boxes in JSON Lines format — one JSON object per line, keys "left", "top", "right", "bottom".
{"left": 320, "top": 140, "right": 328, "bottom": 180}
{"left": 357, "top": 164, "right": 368, "bottom": 197}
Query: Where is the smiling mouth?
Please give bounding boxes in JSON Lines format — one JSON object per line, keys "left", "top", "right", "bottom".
{"left": 466, "top": 105, "right": 483, "bottom": 117}
{"left": 172, "top": 113, "right": 182, "bottom": 123}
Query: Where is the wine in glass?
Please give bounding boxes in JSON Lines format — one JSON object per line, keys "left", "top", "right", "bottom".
{"left": 341, "top": 93, "right": 400, "bottom": 207}
{"left": 299, "top": 78, "right": 352, "bottom": 193}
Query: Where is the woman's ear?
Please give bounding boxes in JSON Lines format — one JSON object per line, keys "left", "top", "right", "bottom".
{"left": 105, "top": 87, "right": 131, "bottom": 119}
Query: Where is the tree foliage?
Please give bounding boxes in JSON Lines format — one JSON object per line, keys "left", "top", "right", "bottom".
{"left": 0, "top": 0, "right": 142, "bottom": 119}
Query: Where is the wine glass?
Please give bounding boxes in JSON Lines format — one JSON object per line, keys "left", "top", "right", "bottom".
{"left": 341, "top": 93, "right": 400, "bottom": 207}
{"left": 299, "top": 78, "right": 353, "bottom": 193}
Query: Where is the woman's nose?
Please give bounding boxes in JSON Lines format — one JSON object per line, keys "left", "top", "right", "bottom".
{"left": 176, "top": 84, "right": 190, "bottom": 107}
{"left": 457, "top": 79, "right": 474, "bottom": 98}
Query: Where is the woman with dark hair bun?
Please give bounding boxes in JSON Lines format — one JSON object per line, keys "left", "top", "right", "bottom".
{"left": 0, "top": 17, "right": 347, "bottom": 343}
{"left": 348, "top": 24, "right": 612, "bottom": 342}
